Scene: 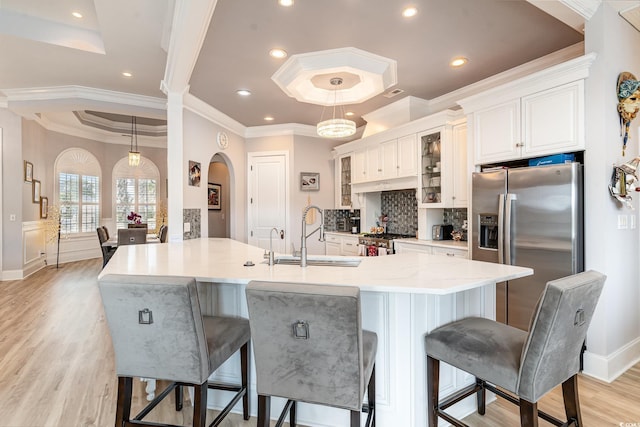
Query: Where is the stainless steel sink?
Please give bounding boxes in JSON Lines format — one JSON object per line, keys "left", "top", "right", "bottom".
{"left": 268, "top": 255, "right": 361, "bottom": 267}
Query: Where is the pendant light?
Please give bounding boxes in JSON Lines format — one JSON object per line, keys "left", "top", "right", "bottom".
{"left": 316, "top": 77, "right": 356, "bottom": 138}
{"left": 128, "top": 116, "right": 140, "bottom": 167}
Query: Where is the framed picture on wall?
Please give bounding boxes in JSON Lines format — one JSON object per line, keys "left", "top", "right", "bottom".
{"left": 40, "top": 197, "right": 48, "bottom": 219}
{"left": 24, "top": 161, "right": 33, "bottom": 183}
{"left": 188, "top": 160, "right": 201, "bottom": 187}
{"left": 300, "top": 172, "right": 320, "bottom": 191}
{"left": 208, "top": 182, "right": 221, "bottom": 210}
{"left": 32, "top": 180, "right": 41, "bottom": 204}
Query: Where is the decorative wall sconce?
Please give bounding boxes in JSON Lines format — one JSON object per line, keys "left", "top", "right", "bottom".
{"left": 617, "top": 72, "right": 640, "bottom": 156}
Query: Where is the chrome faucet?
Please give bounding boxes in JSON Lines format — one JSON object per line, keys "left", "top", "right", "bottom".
{"left": 268, "top": 227, "right": 279, "bottom": 266}
{"left": 300, "top": 205, "right": 325, "bottom": 267}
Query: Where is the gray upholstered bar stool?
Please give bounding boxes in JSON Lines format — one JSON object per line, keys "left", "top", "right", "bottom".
{"left": 99, "top": 274, "right": 251, "bottom": 427}
{"left": 425, "top": 270, "right": 606, "bottom": 427}
{"left": 246, "top": 281, "right": 376, "bottom": 427}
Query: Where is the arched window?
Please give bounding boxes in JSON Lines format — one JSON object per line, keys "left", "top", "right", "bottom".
{"left": 113, "top": 157, "right": 160, "bottom": 230}
{"left": 54, "top": 148, "right": 102, "bottom": 234}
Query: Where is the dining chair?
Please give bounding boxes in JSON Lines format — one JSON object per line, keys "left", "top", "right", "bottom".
{"left": 97, "top": 226, "right": 117, "bottom": 267}
{"left": 117, "top": 228, "right": 147, "bottom": 246}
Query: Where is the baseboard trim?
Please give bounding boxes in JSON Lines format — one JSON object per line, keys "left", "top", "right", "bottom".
{"left": 583, "top": 337, "right": 640, "bottom": 383}
{"left": 1, "top": 269, "right": 24, "bottom": 281}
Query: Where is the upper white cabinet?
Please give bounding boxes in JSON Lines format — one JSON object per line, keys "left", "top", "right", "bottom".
{"left": 418, "top": 119, "right": 467, "bottom": 208}
{"left": 352, "top": 135, "right": 417, "bottom": 184}
{"left": 335, "top": 153, "right": 353, "bottom": 208}
{"left": 472, "top": 81, "right": 584, "bottom": 164}
{"left": 459, "top": 54, "right": 595, "bottom": 166}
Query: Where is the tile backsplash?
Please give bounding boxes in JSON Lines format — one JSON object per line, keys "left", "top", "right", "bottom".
{"left": 381, "top": 190, "right": 418, "bottom": 236}
{"left": 442, "top": 208, "right": 468, "bottom": 241}
{"left": 324, "top": 209, "right": 360, "bottom": 232}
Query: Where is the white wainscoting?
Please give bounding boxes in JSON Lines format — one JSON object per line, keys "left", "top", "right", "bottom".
{"left": 22, "top": 221, "right": 46, "bottom": 278}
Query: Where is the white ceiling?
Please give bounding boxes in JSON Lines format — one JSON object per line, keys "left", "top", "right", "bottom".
{"left": 1, "top": 0, "right": 636, "bottom": 144}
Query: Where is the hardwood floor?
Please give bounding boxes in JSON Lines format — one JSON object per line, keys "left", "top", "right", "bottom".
{"left": 0, "top": 259, "right": 638, "bottom": 426}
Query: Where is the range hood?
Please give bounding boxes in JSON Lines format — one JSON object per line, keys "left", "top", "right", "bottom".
{"left": 352, "top": 175, "right": 418, "bottom": 194}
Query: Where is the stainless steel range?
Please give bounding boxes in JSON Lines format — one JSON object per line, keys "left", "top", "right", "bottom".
{"left": 358, "top": 233, "right": 415, "bottom": 256}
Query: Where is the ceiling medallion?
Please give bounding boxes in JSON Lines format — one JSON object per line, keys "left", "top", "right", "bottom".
{"left": 317, "top": 77, "right": 356, "bottom": 138}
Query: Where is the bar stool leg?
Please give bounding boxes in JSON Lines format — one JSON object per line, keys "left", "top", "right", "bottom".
{"left": 426, "top": 356, "right": 440, "bottom": 427}
{"left": 368, "top": 365, "right": 376, "bottom": 427}
{"left": 350, "top": 410, "right": 361, "bottom": 427}
{"left": 192, "top": 382, "right": 207, "bottom": 427}
{"left": 175, "top": 384, "right": 183, "bottom": 411}
{"left": 115, "top": 377, "right": 133, "bottom": 427}
{"left": 257, "top": 395, "right": 270, "bottom": 427}
{"left": 476, "top": 378, "right": 486, "bottom": 415}
{"left": 290, "top": 401, "right": 296, "bottom": 427}
{"left": 562, "top": 375, "right": 582, "bottom": 426}
{"left": 241, "top": 343, "right": 250, "bottom": 420}
{"left": 519, "top": 400, "right": 539, "bottom": 427}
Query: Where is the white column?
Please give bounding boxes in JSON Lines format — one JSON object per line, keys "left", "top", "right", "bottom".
{"left": 166, "top": 91, "right": 186, "bottom": 242}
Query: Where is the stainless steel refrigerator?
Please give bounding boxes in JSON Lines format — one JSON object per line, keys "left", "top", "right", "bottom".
{"left": 471, "top": 163, "right": 583, "bottom": 331}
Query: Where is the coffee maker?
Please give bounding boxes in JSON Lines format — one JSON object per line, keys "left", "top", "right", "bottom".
{"left": 349, "top": 216, "right": 360, "bottom": 234}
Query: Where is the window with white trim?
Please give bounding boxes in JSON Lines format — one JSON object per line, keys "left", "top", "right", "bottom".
{"left": 113, "top": 157, "right": 160, "bottom": 230}
{"left": 54, "top": 148, "right": 102, "bottom": 234}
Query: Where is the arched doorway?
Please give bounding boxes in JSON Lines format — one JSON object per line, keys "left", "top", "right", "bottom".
{"left": 208, "top": 153, "right": 230, "bottom": 237}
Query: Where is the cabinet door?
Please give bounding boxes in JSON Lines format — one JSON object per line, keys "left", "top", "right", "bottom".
{"left": 473, "top": 99, "right": 521, "bottom": 165}
{"left": 522, "top": 81, "right": 584, "bottom": 157}
{"left": 381, "top": 139, "right": 398, "bottom": 179}
{"left": 336, "top": 154, "right": 352, "bottom": 208}
{"left": 451, "top": 123, "right": 468, "bottom": 208}
{"left": 397, "top": 134, "right": 417, "bottom": 177}
{"left": 341, "top": 236, "right": 360, "bottom": 255}
{"left": 394, "top": 242, "right": 432, "bottom": 254}
{"left": 431, "top": 246, "right": 468, "bottom": 259}
{"left": 367, "top": 145, "right": 384, "bottom": 181}
{"left": 325, "top": 242, "right": 341, "bottom": 255}
{"left": 353, "top": 149, "right": 367, "bottom": 183}
{"left": 419, "top": 128, "right": 444, "bottom": 207}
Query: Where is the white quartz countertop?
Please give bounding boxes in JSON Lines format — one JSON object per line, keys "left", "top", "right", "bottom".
{"left": 99, "top": 238, "right": 531, "bottom": 295}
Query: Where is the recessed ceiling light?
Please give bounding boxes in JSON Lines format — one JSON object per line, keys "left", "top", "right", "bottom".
{"left": 71, "top": 11, "right": 83, "bottom": 18}
{"left": 450, "top": 57, "right": 468, "bottom": 68}
{"left": 237, "top": 89, "right": 251, "bottom": 96}
{"left": 402, "top": 6, "right": 418, "bottom": 18}
{"left": 269, "top": 48, "right": 288, "bottom": 59}
{"left": 264, "top": 116, "right": 275, "bottom": 121}
{"left": 122, "top": 71, "right": 133, "bottom": 77}
{"left": 278, "top": 0, "right": 294, "bottom": 6}
{"left": 345, "top": 111, "right": 355, "bottom": 117}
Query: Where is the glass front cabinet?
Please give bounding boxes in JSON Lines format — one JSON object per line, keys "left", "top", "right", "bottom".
{"left": 419, "top": 127, "right": 445, "bottom": 206}
{"left": 418, "top": 120, "right": 468, "bottom": 209}
{"left": 336, "top": 153, "right": 352, "bottom": 208}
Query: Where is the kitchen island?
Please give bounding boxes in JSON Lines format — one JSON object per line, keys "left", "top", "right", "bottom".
{"left": 100, "top": 238, "right": 532, "bottom": 426}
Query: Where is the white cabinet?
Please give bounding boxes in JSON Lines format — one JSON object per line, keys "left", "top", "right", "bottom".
{"left": 472, "top": 81, "right": 584, "bottom": 165}
{"left": 396, "top": 134, "right": 418, "bottom": 177}
{"left": 341, "top": 235, "right": 359, "bottom": 255}
{"left": 335, "top": 153, "right": 352, "bottom": 208}
{"left": 394, "top": 241, "right": 432, "bottom": 254}
{"left": 431, "top": 246, "right": 468, "bottom": 259}
{"left": 394, "top": 240, "right": 469, "bottom": 258}
{"left": 352, "top": 149, "right": 367, "bottom": 184}
{"left": 351, "top": 135, "right": 417, "bottom": 184}
{"left": 450, "top": 121, "right": 468, "bottom": 208}
{"left": 418, "top": 122, "right": 467, "bottom": 209}
{"left": 325, "top": 232, "right": 360, "bottom": 256}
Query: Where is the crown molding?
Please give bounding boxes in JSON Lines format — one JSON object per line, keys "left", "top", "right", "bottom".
{"left": 562, "top": 0, "right": 602, "bottom": 19}
{"left": 429, "top": 42, "right": 585, "bottom": 113}
{"left": 34, "top": 114, "right": 166, "bottom": 148}
{"left": 244, "top": 123, "right": 317, "bottom": 139}
{"left": 2, "top": 86, "right": 166, "bottom": 118}
{"left": 183, "top": 93, "right": 246, "bottom": 136}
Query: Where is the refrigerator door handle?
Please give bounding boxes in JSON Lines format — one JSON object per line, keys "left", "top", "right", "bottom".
{"left": 504, "top": 193, "right": 517, "bottom": 265}
{"left": 498, "top": 194, "right": 505, "bottom": 264}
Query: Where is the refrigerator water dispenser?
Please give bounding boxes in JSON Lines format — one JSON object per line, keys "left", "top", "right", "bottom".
{"left": 478, "top": 214, "right": 499, "bottom": 249}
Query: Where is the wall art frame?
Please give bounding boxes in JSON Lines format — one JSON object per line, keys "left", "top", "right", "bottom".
{"left": 24, "top": 160, "right": 33, "bottom": 183}
{"left": 300, "top": 172, "right": 320, "bottom": 191}
{"left": 40, "top": 197, "right": 48, "bottom": 219}
{"left": 208, "top": 182, "right": 221, "bottom": 210}
{"left": 32, "top": 179, "right": 41, "bottom": 204}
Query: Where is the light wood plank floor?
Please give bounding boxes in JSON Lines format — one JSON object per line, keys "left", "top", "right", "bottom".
{"left": 0, "top": 259, "right": 638, "bottom": 426}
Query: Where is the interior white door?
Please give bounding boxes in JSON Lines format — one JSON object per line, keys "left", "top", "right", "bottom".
{"left": 247, "top": 152, "right": 289, "bottom": 254}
